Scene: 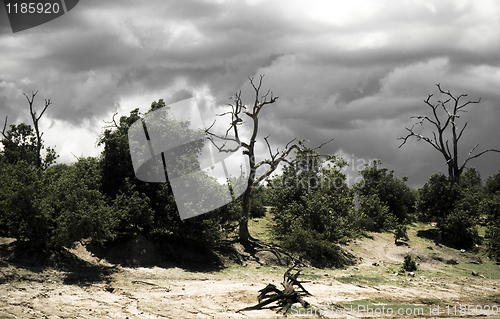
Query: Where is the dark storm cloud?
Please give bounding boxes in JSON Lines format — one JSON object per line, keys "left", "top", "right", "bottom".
{"left": 0, "top": 0, "right": 499, "bottom": 185}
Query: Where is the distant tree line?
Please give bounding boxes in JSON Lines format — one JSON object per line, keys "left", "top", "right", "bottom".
{"left": 1, "top": 86, "right": 499, "bottom": 267}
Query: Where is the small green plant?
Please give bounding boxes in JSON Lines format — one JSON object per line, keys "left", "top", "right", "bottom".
{"left": 394, "top": 224, "right": 409, "bottom": 244}
{"left": 403, "top": 254, "right": 417, "bottom": 272}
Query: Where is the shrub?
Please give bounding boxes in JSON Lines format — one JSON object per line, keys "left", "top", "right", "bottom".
{"left": 250, "top": 185, "right": 268, "bottom": 218}
{"left": 269, "top": 154, "right": 359, "bottom": 267}
{"left": 481, "top": 171, "right": 500, "bottom": 261}
{"left": 358, "top": 194, "right": 395, "bottom": 232}
{"left": 394, "top": 224, "right": 409, "bottom": 244}
{"left": 355, "top": 159, "right": 416, "bottom": 226}
{"left": 418, "top": 169, "right": 482, "bottom": 249}
{"left": 403, "top": 254, "right": 417, "bottom": 272}
{"left": 0, "top": 158, "right": 117, "bottom": 249}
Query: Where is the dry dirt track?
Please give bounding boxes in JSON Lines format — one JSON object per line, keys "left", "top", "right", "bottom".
{"left": 1, "top": 264, "right": 500, "bottom": 319}
{"left": 1, "top": 233, "right": 500, "bottom": 319}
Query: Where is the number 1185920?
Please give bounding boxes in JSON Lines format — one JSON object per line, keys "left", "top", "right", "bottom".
{"left": 6, "top": 2, "right": 60, "bottom": 14}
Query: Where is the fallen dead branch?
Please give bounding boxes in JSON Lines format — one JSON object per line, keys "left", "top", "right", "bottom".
{"left": 237, "top": 265, "right": 312, "bottom": 314}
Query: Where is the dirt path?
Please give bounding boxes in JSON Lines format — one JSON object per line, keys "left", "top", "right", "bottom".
{"left": 1, "top": 264, "right": 499, "bottom": 319}
{"left": 1, "top": 230, "right": 500, "bottom": 319}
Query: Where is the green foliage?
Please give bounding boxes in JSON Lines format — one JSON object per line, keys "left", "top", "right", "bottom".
{"left": 43, "top": 157, "right": 117, "bottom": 248}
{"left": 268, "top": 152, "right": 359, "bottom": 267}
{"left": 1, "top": 123, "right": 57, "bottom": 169}
{"left": 0, "top": 160, "right": 47, "bottom": 247}
{"left": 280, "top": 220, "right": 344, "bottom": 268}
{"left": 355, "top": 160, "right": 416, "bottom": 230}
{"left": 249, "top": 185, "right": 268, "bottom": 218}
{"left": 418, "top": 168, "right": 483, "bottom": 249}
{"left": 481, "top": 170, "right": 500, "bottom": 261}
{"left": 0, "top": 158, "right": 115, "bottom": 249}
{"left": 97, "top": 100, "right": 240, "bottom": 248}
{"left": 394, "top": 224, "right": 409, "bottom": 244}
{"left": 417, "top": 174, "right": 458, "bottom": 223}
{"left": 403, "top": 254, "right": 417, "bottom": 272}
{"left": 358, "top": 194, "right": 395, "bottom": 232}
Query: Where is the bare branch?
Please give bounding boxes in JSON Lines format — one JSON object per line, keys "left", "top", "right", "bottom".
{"left": 460, "top": 144, "right": 500, "bottom": 171}
{"left": 253, "top": 138, "right": 334, "bottom": 186}
{"left": 1, "top": 116, "right": 7, "bottom": 139}
{"left": 313, "top": 138, "right": 335, "bottom": 151}
{"left": 400, "top": 84, "right": 498, "bottom": 183}
{"left": 103, "top": 110, "right": 119, "bottom": 128}
{"left": 457, "top": 98, "right": 481, "bottom": 111}
{"left": 38, "top": 99, "right": 51, "bottom": 121}
{"left": 456, "top": 122, "right": 468, "bottom": 141}
{"left": 398, "top": 126, "right": 441, "bottom": 152}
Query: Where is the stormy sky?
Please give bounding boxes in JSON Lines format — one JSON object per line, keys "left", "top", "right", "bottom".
{"left": 1, "top": 0, "right": 499, "bottom": 187}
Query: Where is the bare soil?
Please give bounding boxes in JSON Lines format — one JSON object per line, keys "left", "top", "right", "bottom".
{"left": 1, "top": 226, "right": 499, "bottom": 319}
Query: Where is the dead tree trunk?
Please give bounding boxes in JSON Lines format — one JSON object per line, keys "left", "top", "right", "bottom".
{"left": 24, "top": 91, "right": 51, "bottom": 170}
{"left": 206, "top": 75, "right": 333, "bottom": 244}
{"left": 237, "top": 265, "right": 312, "bottom": 314}
{"left": 399, "top": 84, "right": 500, "bottom": 184}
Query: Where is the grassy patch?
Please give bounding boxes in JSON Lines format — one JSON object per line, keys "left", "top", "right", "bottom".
{"left": 420, "top": 297, "right": 443, "bottom": 305}
{"left": 300, "top": 273, "right": 324, "bottom": 280}
{"left": 439, "top": 260, "right": 500, "bottom": 280}
{"left": 336, "top": 274, "right": 387, "bottom": 285}
{"left": 248, "top": 211, "right": 275, "bottom": 242}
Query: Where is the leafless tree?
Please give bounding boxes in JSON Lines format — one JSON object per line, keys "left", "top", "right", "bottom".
{"left": 25, "top": 91, "right": 52, "bottom": 170}
{"left": 398, "top": 84, "right": 500, "bottom": 183}
{"left": 2, "top": 91, "right": 53, "bottom": 169}
{"left": 206, "top": 75, "right": 332, "bottom": 244}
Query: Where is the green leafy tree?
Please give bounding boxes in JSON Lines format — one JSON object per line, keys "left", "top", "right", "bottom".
{"left": 0, "top": 160, "right": 48, "bottom": 247}
{"left": 43, "top": 158, "right": 117, "bottom": 248}
{"left": 98, "top": 100, "right": 239, "bottom": 248}
{"left": 481, "top": 170, "right": 500, "bottom": 261}
{"left": 268, "top": 152, "right": 358, "bottom": 267}
{"left": 358, "top": 194, "right": 395, "bottom": 232}
{"left": 418, "top": 168, "right": 482, "bottom": 248}
{"left": 355, "top": 159, "right": 416, "bottom": 230}
{"left": 1, "top": 91, "right": 58, "bottom": 170}
{"left": 0, "top": 123, "right": 57, "bottom": 169}
{"left": 0, "top": 158, "right": 116, "bottom": 249}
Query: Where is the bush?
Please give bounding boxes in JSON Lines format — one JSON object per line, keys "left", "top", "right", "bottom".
{"left": 481, "top": 171, "right": 500, "bottom": 261}
{"left": 355, "top": 160, "right": 416, "bottom": 230}
{"left": 0, "top": 158, "right": 117, "bottom": 249}
{"left": 394, "top": 224, "right": 409, "bottom": 244}
{"left": 358, "top": 194, "right": 395, "bottom": 232}
{"left": 418, "top": 169, "right": 482, "bottom": 249}
{"left": 403, "top": 254, "right": 417, "bottom": 272}
{"left": 97, "top": 101, "right": 241, "bottom": 248}
{"left": 0, "top": 160, "right": 48, "bottom": 248}
{"left": 280, "top": 220, "right": 344, "bottom": 268}
{"left": 249, "top": 186, "right": 268, "bottom": 218}
{"left": 269, "top": 154, "right": 359, "bottom": 267}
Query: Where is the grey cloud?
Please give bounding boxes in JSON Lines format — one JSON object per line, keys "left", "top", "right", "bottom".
{"left": 1, "top": 0, "right": 499, "bottom": 186}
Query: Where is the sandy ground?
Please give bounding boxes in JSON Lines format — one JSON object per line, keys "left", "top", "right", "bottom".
{"left": 1, "top": 232, "right": 499, "bottom": 319}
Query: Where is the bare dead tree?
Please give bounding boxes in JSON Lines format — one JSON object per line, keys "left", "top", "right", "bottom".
{"left": 103, "top": 109, "right": 119, "bottom": 129}
{"left": 23, "top": 91, "right": 52, "bottom": 170}
{"left": 398, "top": 84, "right": 500, "bottom": 184}
{"left": 206, "top": 75, "right": 332, "bottom": 244}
